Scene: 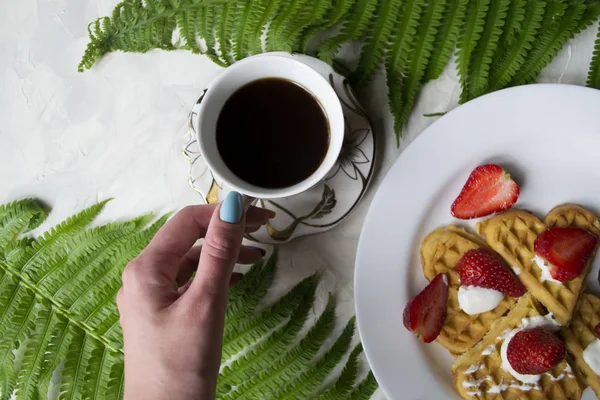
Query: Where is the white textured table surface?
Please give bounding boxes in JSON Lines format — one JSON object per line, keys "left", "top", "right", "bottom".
{"left": 1, "top": 1, "right": 599, "bottom": 398}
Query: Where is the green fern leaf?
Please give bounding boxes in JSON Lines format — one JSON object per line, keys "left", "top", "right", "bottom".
{"left": 217, "top": 275, "right": 317, "bottom": 395}
{"left": 348, "top": 371, "right": 379, "bottom": 400}
{"left": 246, "top": 0, "right": 281, "bottom": 55}
{"left": 494, "top": 0, "right": 526, "bottom": 50}
{"left": 465, "top": 0, "right": 510, "bottom": 100}
{"left": 316, "top": 343, "right": 362, "bottom": 400}
{"left": 81, "top": 343, "right": 124, "bottom": 399}
{"left": 589, "top": 23, "right": 600, "bottom": 88}
{"left": 215, "top": 2, "right": 237, "bottom": 65}
{"left": 510, "top": 0, "right": 586, "bottom": 86}
{"left": 389, "top": 0, "right": 446, "bottom": 139}
{"left": 317, "top": 0, "right": 378, "bottom": 64}
{"left": 385, "top": 0, "right": 426, "bottom": 141}
{"left": 298, "top": 0, "right": 356, "bottom": 52}
{"left": 351, "top": 0, "right": 403, "bottom": 86}
{"left": 11, "top": 200, "right": 110, "bottom": 276}
{"left": 486, "top": 0, "right": 545, "bottom": 92}
{"left": 423, "top": 0, "right": 469, "bottom": 82}
{"left": 0, "top": 282, "right": 37, "bottom": 398}
{"left": 456, "top": 0, "right": 491, "bottom": 103}
{"left": 287, "top": 0, "right": 333, "bottom": 53}
{"left": 59, "top": 331, "right": 104, "bottom": 398}
{"left": 222, "top": 274, "right": 317, "bottom": 362}
{"left": 200, "top": 5, "right": 227, "bottom": 66}
{"left": 232, "top": 0, "right": 257, "bottom": 60}
{"left": 225, "top": 256, "right": 273, "bottom": 325}
{"left": 274, "top": 316, "right": 356, "bottom": 399}
{"left": 266, "top": 0, "right": 311, "bottom": 52}
{"left": 0, "top": 199, "right": 48, "bottom": 250}
{"left": 13, "top": 304, "right": 56, "bottom": 400}
{"left": 176, "top": 0, "right": 201, "bottom": 54}
{"left": 34, "top": 318, "right": 72, "bottom": 400}
{"left": 223, "top": 295, "right": 336, "bottom": 399}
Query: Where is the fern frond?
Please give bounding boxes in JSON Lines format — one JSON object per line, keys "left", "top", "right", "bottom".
{"left": 79, "top": 0, "right": 226, "bottom": 71}
{"left": 246, "top": 0, "right": 281, "bottom": 55}
{"left": 223, "top": 295, "right": 336, "bottom": 399}
{"left": 275, "top": 316, "right": 356, "bottom": 400}
{"left": 34, "top": 318, "right": 73, "bottom": 400}
{"left": 351, "top": 0, "right": 403, "bottom": 86}
{"left": 81, "top": 343, "right": 124, "bottom": 399}
{"left": 175, "top": 0, "right": 201, "bottom": 54}
{"left": 11, "top": 200, "right": 110, "bottom": 275}
{"left": 348, "top": 371, "right": 379, "bottom": 400}
{"left": 389, "top": 0, "right": 446, "bottom": 139}
{"left": 13, "top": 305, "right": 57, "bottom": 400}
{"left": 200, "top": 5, "right": 227, "bottom": 66}
{"left": 465, "top": 0, "right": 510, "bottom": 100}
{"left": 588, "top": 23, "right": 600, "bottom": 88}
{"left": 510, "top": 0, "right": 585, "bottom": 86}
{"left": 0, "top": 199, "right": 48, "bottom": 250}
{"left": 495, "top": 0, "right": 526, "bottom": 50}
{"left": 317, "top": 0, "right": 378, "bottom": 64}
{"left": 423, "top": 0, "right": 469, "bottom": 82}
{"left": 486, "top": 0, "right": 545, "bottom": 91}
{"left": 225, "top": 259, "right": 267, "bottom": 319}
{"left": 298, "top": 0, "right": 356, "bottom": 52}
{"left": 66, "top": 216, "right": 168, "bottom": 343}
{"left": 385, "top": 0, "right": 426, "bottom": 141}
{"left": 316, "top": 342, "right": 362, "bottom": 400}
{"left": 232, "top": 0, "right": 256, "bottom": 60}
{"left": 266, "top": 0, "right": 312, "bottom": 52}
{"left": 59, "top": 331, "right": 104, "bottom": 398}
{"left": 225, "top": 257, "right": 273, "bottom": 325}
{"left": 222, "top": 274, "right": 317, "bottom": 362}
{"left": 0, "top": 283, "right": 37, "bottom": 398}
{"left": 216, "top": 275, "right": 318, "bottom": 395}
{"left": 215, "top": 2, "right": 237, "bottom": 65}
{"left": 287, "top": 0, "right": 332, "bottom": 53}
{"left": 456, "top": 0, "right": 490, "bottom": 103}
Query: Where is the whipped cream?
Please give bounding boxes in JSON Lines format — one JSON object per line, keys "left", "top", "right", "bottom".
{"left": 458, "top": 285, "right": 504, "bottom": 315}
{"left": 511, "top": 266, "right": 521, "bottom": 275}
{"left": 481, "top": 344, "right": 496, "bottom": 356}
{"left": 499, "top": 313, "right": 562, "bottom": 384}
{"left": 532, "top": 255, "right": 562, "bottom": 284}
{"left": 583, "top": 339, "right": 600, "bottom": 375}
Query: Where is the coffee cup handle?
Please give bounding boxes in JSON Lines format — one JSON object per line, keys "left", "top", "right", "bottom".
{"left": 242, "top": 194, "right": 256, "bottom": 211}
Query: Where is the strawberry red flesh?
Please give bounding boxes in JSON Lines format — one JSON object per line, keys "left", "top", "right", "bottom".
{"left": 507, "top": 328, "right": 566, "bottom": 375}
{"left": 534, "top": 227, "right": 598, "bottom": 283}
{"left": 458, "top": 248, "right": 525, "bottom": 297}
{"left": 403, "top": 273, "right": 448, "bottom": 343}
{"left": 451, "top": 164, "right": 520, "bottom": 220}
{"left": 595, "top": 323, "right": 600, "bottom": 339}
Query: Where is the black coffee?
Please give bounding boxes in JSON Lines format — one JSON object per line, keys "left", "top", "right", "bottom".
{"left": 216, "top": 78, "right": 330, "bottom": 189}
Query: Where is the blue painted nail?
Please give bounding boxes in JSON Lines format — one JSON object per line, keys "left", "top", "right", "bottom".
{"left": 220, "top": 191, "right": 243, "bottom": 224}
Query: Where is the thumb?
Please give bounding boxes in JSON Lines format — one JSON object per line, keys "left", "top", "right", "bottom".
{"left": 186, "top": 191, "right": 246, "bottom": 302}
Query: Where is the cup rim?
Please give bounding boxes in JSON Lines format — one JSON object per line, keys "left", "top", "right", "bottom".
{"left": 195, "top": 54, "right": 344, "bottom": 199}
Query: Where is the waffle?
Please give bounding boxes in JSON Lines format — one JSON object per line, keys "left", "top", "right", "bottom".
{"left": 453, "top": 294, "right": 583, "bottom": 399}
{"left": 421, "top": 227, "right": 517, "bottom": 354}
{"left": 544, "top": 204, "right": 600, "bottom": 237}
{"left": 561, "top": 294, "right": 600, "bottom": 397}
{"left": 476, "top": 207, "right": 595, "bottom": 326}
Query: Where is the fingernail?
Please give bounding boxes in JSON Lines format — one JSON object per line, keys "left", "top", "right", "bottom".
{"left": 248, "top": 246, "right": 267, "bottom": 257}
{"left": 267, "top": 210, "right": 277, "bottom": 219}
{"left": 220, "top": 191, "right": 243, "bottom": 224}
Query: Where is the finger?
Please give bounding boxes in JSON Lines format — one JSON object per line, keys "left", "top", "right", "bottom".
{"left": 175, "top": 245, "right": 265, "bottom": 286}
{"left": 137, "top": 204, "right": 272, "bottom": 282}
{"left": 186, "top": 192, "right": 246, "bottom": 302}
{"left": 177, "top": 272, "right": 244, "bottom": 295}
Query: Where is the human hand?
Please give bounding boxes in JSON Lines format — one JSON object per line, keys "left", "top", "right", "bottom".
{"left": 117, "top": 192, "right": 272, "bottom": 400}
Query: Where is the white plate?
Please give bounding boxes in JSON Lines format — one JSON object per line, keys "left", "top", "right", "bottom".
{"left": 354, "top": 84, "right": 600, "bottom": 400}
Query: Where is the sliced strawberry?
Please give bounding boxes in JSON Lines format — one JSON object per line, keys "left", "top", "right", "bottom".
{"left": 458, "top": 248, "right": 525, "bottom": 297}
{"left": 534, "top": 227, "right": 598, "bottom": 283}
{"left": 451, "top": 164, "right": 520, "bottom": 220}
{"left": 507, "top": 328, "right": 566, "bottom": 375}
{"left": 403, "top": 273, "right": 448, "bottom": 343}
{"left": 595, "top": 322, "right": 600, "bottom": 339}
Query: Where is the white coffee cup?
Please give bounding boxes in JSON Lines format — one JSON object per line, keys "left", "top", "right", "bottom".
{"left": 196, "top": 54, "right": 345, "bottom": 200}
